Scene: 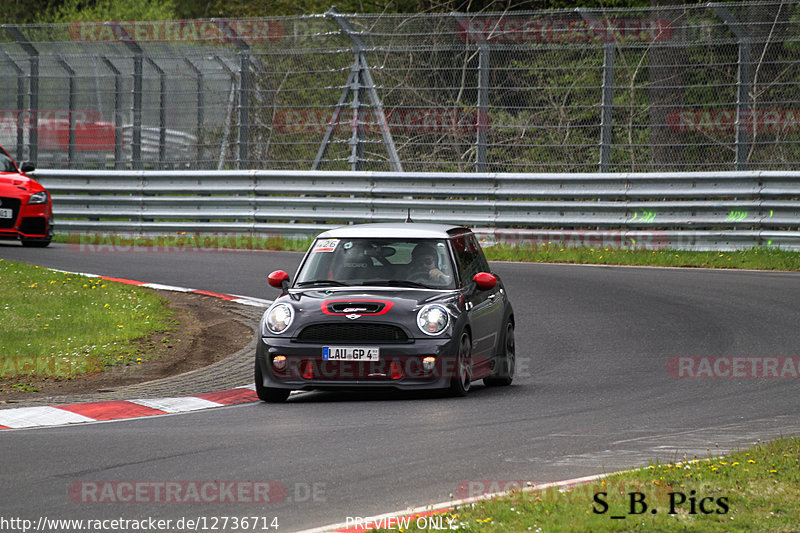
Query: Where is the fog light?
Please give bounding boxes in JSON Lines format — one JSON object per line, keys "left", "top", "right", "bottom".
{"left": 422, "top": 356, "right": 436, "bottom": 372}
{"left": 272, "top": 355, "right": 287, "bottom": 372}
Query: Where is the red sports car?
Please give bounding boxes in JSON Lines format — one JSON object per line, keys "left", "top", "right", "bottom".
{"left": 0, "top": 145, "right": 53, "bottom": 247}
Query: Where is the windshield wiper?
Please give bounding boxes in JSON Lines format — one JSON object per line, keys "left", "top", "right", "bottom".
{"left": 295, "top": 280, "right": 350, "bottom": 287}
{"left": 359, "top": 279, "right": 433, "bottom": 289}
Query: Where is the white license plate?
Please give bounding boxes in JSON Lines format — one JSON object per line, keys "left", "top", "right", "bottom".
{"left": 0, "top": 208, "right": 11, "bottom": 219}
{"left": 322, "top": 346, "right": 380, "bottom": 361}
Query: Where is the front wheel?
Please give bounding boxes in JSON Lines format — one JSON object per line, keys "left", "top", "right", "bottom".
{"left": 255, "top": 358, "right": 290, "bottom": 403}
{"left": 484, "top": 321, "right": 515, "bottom": 387}
{"left": 448, "top": 332, "right": 472, "bottom": 397}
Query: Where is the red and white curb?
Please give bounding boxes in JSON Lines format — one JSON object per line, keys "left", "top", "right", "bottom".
{"left": 52, "top": 268, "right": 272, "bottom": 307}
{"left": 0, "top": 385, "right": 261, "bottom": 430}
{"left": 296, "top": 473, "right": 607, "bottom": 533}
{"left": 1, "top": 269, "right": 274, "bottom": 431}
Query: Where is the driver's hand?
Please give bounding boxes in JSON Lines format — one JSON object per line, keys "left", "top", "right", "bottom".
{"left": 429, "top": 268, "right": 449, "bottom": 283}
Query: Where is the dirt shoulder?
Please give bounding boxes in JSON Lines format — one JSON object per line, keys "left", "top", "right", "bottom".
{"left": 0, "top": 290, "right": 257, "bottom": 403}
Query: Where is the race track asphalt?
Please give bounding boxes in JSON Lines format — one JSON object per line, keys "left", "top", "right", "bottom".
{"left": 1, "top": 241, "right": 799, "bottom": 531}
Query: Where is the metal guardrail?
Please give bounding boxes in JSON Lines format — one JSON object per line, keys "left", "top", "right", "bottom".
{"left": 31, "top": 169, "right": 800, "bottom": 251}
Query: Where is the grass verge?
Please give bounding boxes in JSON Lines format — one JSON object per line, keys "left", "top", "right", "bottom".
{"left": 376, "top": 437, "right": 799, "bottom": 532}
{"left": 0, "top": 259, "right": 174, "bottom": 384}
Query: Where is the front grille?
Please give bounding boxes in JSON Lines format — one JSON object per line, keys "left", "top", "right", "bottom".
{"left": 0, "top": 197, "right": 21, "bottom": 229}
{"left": 297, "top": 323, "right": 409, "bottom": 343}
{"left": 19, "top": 217, "right": 46, "bottom": 235}
{"left": 326, "top": 301, "right": 386, "bottom": 315}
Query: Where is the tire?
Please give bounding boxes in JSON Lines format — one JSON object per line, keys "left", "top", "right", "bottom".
{"left": 21, "top": 237, "right": 51, "bottom": 248}
{"left": 484, "top": 321, "right": 515, "bottom": 387}
{"left": 255, "top": 358, "right": 290, "bottom": 403}
{"left": 448, "top": 332, "right": 472, "bottom": 397}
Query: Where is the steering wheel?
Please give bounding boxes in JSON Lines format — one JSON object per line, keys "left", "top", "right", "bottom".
{"left": 409, "top": 272, "right": 431, "bottom": 283}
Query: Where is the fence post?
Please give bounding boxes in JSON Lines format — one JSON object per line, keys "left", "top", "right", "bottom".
{"left": 184, "top": 58, "right": 204, "bottom": 167}
{"left": 577, "top": 9, "right": 614, "bottom": 173}
{"left": 214, "top": 19, "right": 251, "bottom": 170}
{"left": 711, "top": 4, "right": 751, "bottom": 171}
{"left": 101, "top": 56, "right": 123, "bottom": 169}
{"left": 214, "top": 56, "right": 237, "bottom": 170}
{"left": 3, "top": 25, "right": 39, "bottom": 164}
{"left": 120, "top": 32, "right": 144, "bottom": 170}
{"left": 599, "top": 42, "right": 615, "bottom": 173}
{"left": 0, "top": 49, "right": 25, "bottom": 162}
{"left": 56, "top": 56, "right": 77, "bottom": 168}
{"left": 145, "top": 58, "right": 167, "bottom": 169}
{"left": 476, "top": 43, "right": 489, "bottom": 173}
{"left": 326, "top": 7, "right": 403, "bottom": 172}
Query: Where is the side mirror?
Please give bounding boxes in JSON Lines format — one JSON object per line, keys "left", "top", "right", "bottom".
{"left": 20, "top": 161, "right": 35, "bottom": 173}
{"left": 473, "top": 272, "right": 497, "bottom": 291}
{"left": 267, "top": 270, "right": 290, "bottom": 292}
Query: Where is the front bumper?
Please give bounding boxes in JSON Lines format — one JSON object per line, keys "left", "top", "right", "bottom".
{"left": 0, "top": 200, "right": 53, "bottom": 240}
{"left": 256, "top": 335, "right": 460, "bottom": 391}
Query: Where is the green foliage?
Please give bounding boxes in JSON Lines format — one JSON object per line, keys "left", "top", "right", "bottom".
{"left": 51, "top": 0, "right": 177, "bottom": 23}
{"left": 4, "top": 0, "right": 706, "bottom": 25}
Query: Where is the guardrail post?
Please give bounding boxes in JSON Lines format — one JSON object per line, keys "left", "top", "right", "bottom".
{"left": 3, "top": 25, "right": 39, "bottom": 164}
{"left": 711, "top": 4, "right": 751, "bottom": 171}
{"left": 56, "top": 56, "right": 77, "bottom": 168}
{"left": 0, "top": 49, "right": 25, "bottom": 162}
{"left": 476, "top": 43, "right": 489, "bottom": 173}
{"left": 101, "top": 56, "right": 124, "bottom": 169}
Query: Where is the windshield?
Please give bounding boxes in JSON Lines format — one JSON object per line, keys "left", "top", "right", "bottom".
{"left": 295, "top": 238, "right": 456, "bottom": 289}
{"left": 0, "top": 151, "right": 16, "bottom": 173}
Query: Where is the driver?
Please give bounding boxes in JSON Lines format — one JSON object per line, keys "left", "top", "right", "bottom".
{"left": 410, "top": 243, "right": 451, "bottom": 284}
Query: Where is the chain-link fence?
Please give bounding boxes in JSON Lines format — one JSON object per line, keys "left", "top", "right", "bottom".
{"left": 1, "top": 1, "right": 799, "bottom": 172}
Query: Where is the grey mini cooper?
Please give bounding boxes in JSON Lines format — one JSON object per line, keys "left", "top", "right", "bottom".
{"left": 255, "top": 223, "right": 515, "bottom": 402}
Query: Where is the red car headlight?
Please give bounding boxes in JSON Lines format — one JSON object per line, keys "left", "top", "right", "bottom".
{"left": 28, "top": 191, "right": 49, "bottom": 205}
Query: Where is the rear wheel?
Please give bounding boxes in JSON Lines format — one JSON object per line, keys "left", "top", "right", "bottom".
{"left": 255, "top": 358, "right": 290, "bottom": 403}
{"left": 448, "top": 332, "right": 472, "bottom": 397}
{"left": 484, "top": 321, "right": 515, "bottom": 387}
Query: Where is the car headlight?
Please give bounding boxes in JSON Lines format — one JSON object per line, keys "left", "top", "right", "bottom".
{"left": 265, "top": 303, "right": 294, "bottom": 335}
{"left": 417, "top": 304, "right": 449, "bottom": 336}
{"left": 28, "top": 191, "right": 48, "bottom": 205}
